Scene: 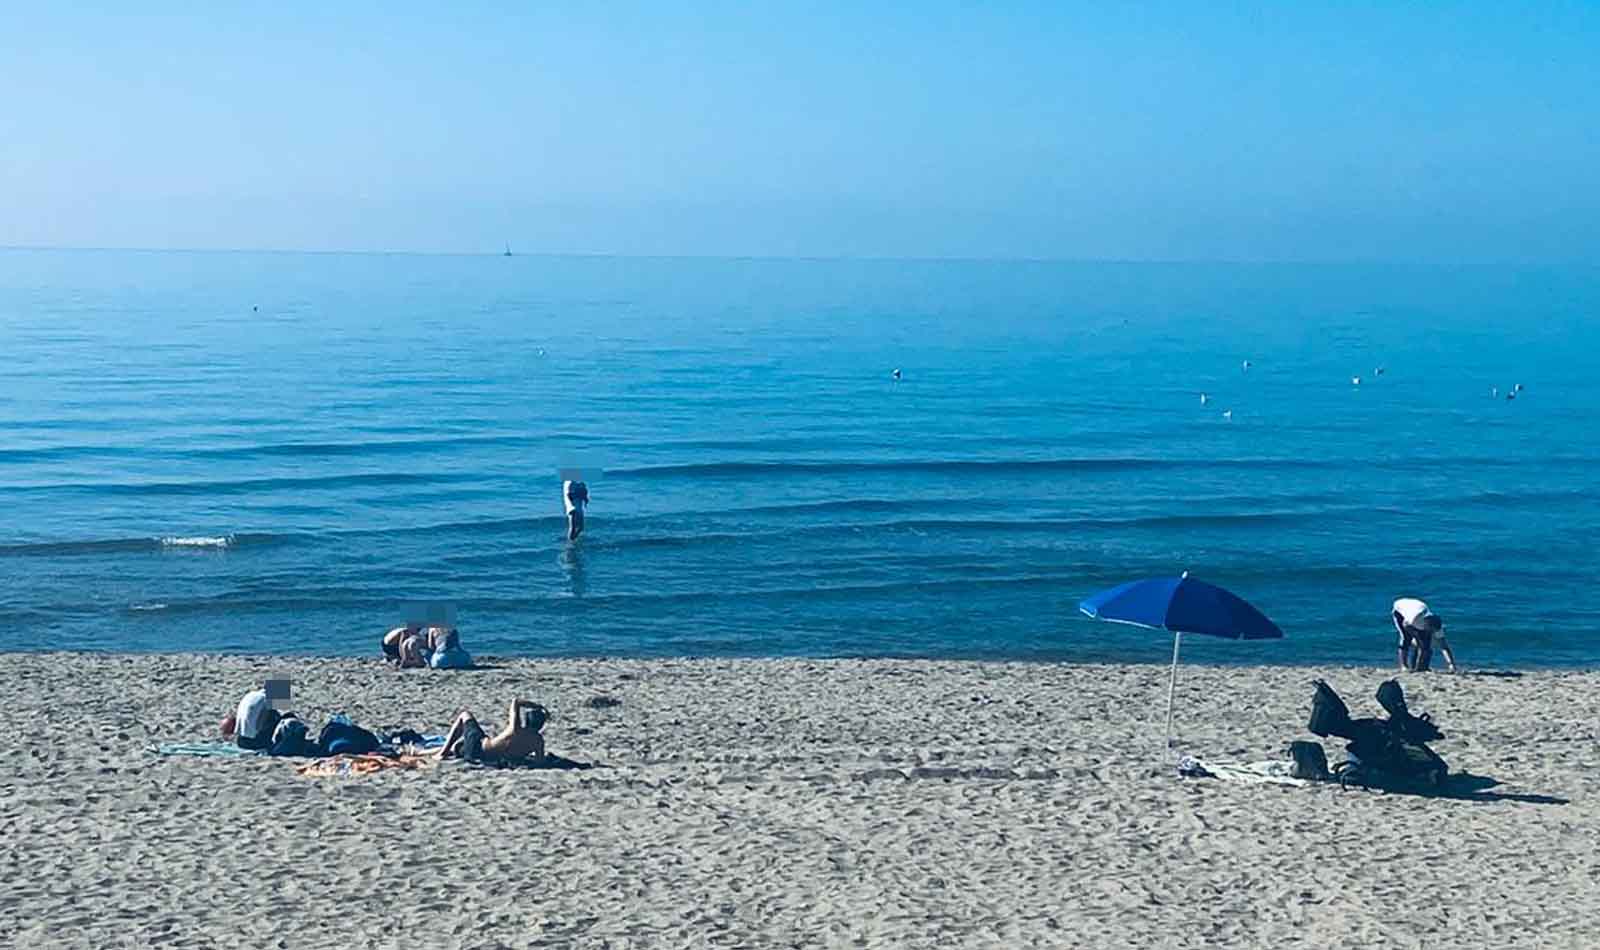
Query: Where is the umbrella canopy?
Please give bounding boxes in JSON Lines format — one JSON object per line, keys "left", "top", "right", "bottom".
{"left": 1078, "top": 574, "right": 1283, "bottom": 641}
{"left": 1078, "top": 573, "right": 1282, "bottom": 759}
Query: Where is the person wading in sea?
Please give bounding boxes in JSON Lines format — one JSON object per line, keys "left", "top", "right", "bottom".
{"left": 562, "top": 474, "right": 589, "bottom": 541}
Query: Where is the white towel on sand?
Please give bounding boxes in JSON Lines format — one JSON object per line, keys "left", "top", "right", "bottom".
{"left": 1179, "top": 757, "right": 1307, "bottom": 787}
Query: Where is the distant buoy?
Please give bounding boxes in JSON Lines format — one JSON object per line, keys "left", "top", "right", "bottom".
{"left": 1506, "top": 391, "right": 1517, "bottom": 401}
{"left": 1199, "top": 393, "right": 1209, "bottom": 405}
{"left": 1515, "top": 383, "right": 1524, "bottom": 393}
{"left": 1351, "top": 376, "right": 1361, "bottom": 386}
{"left": 1241, "top": 360, "right": 1252, "bottom": 371}
{"left": 1222, "top": 409, "right": 1233, "bottom": 421}
{"left": 1374, "top": 367, "right": 1385, "bottom": 376}
{"left": 891, "top": 368, "right": 902, "bottom": 380}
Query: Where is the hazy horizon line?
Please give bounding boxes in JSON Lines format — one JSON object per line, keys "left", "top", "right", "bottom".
{"left": 0, "top": 241, "right": 1546, "bottom": 269}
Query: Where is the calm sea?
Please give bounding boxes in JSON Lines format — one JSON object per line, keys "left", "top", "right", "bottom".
{"left": 2, "top": 249, "right": 1596, "bottom": 666}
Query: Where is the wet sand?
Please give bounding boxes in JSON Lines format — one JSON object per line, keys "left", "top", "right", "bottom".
{"left": 1, "top": 652, "right": 1595, "bottom": 949}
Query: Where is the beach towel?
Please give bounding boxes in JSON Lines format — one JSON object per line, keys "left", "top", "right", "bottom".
{"left": 1178, "top": 756, "right": 1307, "bottom": 787}
{"left": 295, "top": 753, "right": 436, "bottom": 778}
{"left": 152, "top": 741, "right": 262, "bottom": 758}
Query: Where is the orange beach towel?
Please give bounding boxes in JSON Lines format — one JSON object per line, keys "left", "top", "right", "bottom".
{"left": 296, "top": 753, "right": 436, "bottom": 778}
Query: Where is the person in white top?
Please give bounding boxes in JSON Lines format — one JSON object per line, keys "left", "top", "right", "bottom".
{"left": 563, "top": 478, "right": 589, "bottom": 541}
{"left": 1392, "top": 597, "right": 1457, "bottom": 673}
{"left": 230, "top": 686, "right": 280, "bottom": 750}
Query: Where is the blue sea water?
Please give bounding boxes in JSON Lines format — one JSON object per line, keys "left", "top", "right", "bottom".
{"left": 2, "top": 249, "right": 1597, "bottom": 666}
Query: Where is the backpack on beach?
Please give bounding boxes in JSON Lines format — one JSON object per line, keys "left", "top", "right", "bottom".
{"left": 1307, "top": 679, "right": 1352, "bottom": 739}
{"left": 269, "top": 717, "right": 315, "bottom": 757}
{"left": 1287, "top": 741, "right": 1330, "bottom": 781}
{"left": 1374, "top": 679, "right": 1445, "bottom": 743}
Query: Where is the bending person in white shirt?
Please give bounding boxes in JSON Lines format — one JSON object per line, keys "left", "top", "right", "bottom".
{"left": 1392, "top": 597, "right": 1458, "bottom": 673}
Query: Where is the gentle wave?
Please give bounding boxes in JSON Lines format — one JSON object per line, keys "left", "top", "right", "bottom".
{"left": 160, "top": 535, "right": 234, "bottom": 549}
{"left": 605, "top": 455, "right": 1600, "bottom": 480}
{"left": 0, "top": 434, "right": 527, "bottom": 465}
{"left": 0, "top": 471, "right": 480, "bottom": 496}
{"left": 0, "top": 532, "right": 283, "bottom": 557}
{"left": 604, "top": 458, "right": 1269, "bottom": 478}
{"left": 0, "top": 491, "right": 1547, "bottom": 560}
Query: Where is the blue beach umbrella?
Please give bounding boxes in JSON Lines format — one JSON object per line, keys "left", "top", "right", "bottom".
{"left": 1079, "top": 572, "right": 1283, "bottom": 756}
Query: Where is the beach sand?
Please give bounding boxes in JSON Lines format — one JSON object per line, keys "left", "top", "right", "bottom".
{"left": 1, "top": 653, "right": 1595, "bottom": 949}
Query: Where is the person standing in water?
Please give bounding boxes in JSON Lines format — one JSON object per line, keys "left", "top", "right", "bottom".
{"left": 563, "top": 475, "right": 589, "bottom": 541}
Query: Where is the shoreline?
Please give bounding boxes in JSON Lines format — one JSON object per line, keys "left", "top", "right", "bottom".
{"left": 6, "top": 651, "right": 1594, "bottom": 948}
{"left": 11, "top": 646, "right": 1596, "bottom": 673}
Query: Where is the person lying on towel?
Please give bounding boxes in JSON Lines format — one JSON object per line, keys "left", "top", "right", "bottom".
{"left": 438, "top": 699, "right": 546, "bottom": 765}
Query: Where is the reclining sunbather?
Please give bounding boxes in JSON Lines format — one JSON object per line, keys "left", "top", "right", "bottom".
{"left": 437, "top": 699, "right": 547, "bottom": 765}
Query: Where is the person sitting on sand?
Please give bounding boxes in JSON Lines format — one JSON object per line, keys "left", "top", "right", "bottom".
{"left": 425, "top": 624, "right": 472, "bottom": 669}
{"left": 382, "top": 622, "right": 422, "bottom": 664}
{"left": 437, "top": 699, "right": 547, "bottom": 765}
{"left": 224, "top": 680, "right": 290, "bottom": 750}
{"left": 1393, "top": 597, "right": 1458, "bottom": 673}
{"left": 393, "top": 626, "right": 430, "bottom": 668}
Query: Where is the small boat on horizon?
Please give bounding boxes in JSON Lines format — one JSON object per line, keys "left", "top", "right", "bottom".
{"left": 503, "top": 243, "right": 513, "bottom": 257}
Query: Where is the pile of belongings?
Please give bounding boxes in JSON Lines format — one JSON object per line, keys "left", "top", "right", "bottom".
{"left": 1289, "top": 678, "right": 1448, "bottom": 789}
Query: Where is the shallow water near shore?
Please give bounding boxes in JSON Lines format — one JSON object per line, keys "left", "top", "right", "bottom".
{"left": 2, "top": 249, "right": 1597, "bottom": 665}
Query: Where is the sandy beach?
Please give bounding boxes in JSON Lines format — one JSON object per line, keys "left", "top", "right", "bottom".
{"left": 2, "top": 652, "right": 1596, "bottom": 949}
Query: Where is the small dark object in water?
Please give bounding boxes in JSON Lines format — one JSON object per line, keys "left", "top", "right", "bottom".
{"left": 587, "top": 695, "right": 622, "bottom": 709}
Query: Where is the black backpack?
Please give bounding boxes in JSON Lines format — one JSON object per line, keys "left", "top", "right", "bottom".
{"left": 1375, "top": 679, "right": 1409, "bottom": 718}
{"left": 1375, "top": 679, "right": 1445, "bottom": 742}
{"left": 1307, "top": 679, "right": 1353, "bottom": 739}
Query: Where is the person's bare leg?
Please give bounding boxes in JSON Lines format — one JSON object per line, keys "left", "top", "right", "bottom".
{"left": 438, "top": 711, "right": 472, "bottom": 759}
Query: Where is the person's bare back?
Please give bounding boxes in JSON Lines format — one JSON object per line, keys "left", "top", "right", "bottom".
{"left": 483, "top": 699, "right": 546, "bottom": 762}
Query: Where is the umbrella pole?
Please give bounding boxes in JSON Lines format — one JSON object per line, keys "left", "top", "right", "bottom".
{"left": 1164, "top": 631, "right": 1182, "bottom": 759}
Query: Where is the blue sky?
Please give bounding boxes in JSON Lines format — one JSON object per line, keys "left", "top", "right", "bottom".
{"left": 3, "top": 2, "right": 1597, "bottom": 261}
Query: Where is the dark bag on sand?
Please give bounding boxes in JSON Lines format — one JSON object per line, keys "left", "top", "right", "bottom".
{"left": 1375, "top": 680, "right": 1409, "bottom": 719}
{"left": 1288, "top": 740, "right": 1330, "bottom": 781}
{"left": 1308, "top": 680, "right": 1352, "bottom": 738}
{"left": 1375, "top": 680, "right": 1445, "bottom": 743}
{"left": 317, "top": 720, "right": 381, "bottom": 756}
{"left": 1342, "top": 721, "right": 1449, "bottom": 788}
{"left": 269, "top": 717, "right": 315, "bottom": 757}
